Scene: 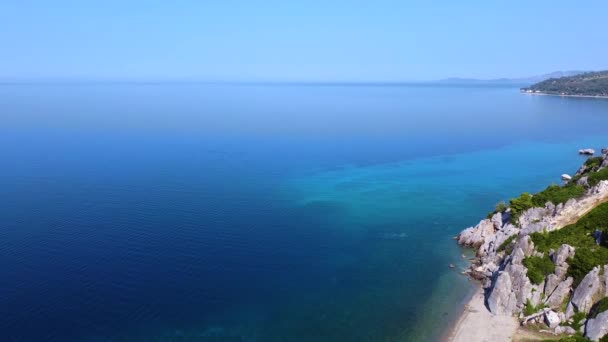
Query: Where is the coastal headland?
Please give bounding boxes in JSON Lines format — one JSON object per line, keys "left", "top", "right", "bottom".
{"left": 521, "top": 71, "right": 608, "bottom": 98}
{"left": 451, "top": 148, "right": 608, "bottom": 341}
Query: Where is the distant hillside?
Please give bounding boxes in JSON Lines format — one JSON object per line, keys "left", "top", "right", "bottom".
{"left": 438, "top": 71, "right": 586, "bottom": 86}
{"left": 521, "top": 71, "right": 608, "bottom": 97}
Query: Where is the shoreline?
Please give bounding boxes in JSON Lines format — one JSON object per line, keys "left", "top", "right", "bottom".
{"left": 444, "top": 284, "right": 518, "bottom": 342}
{"left": 439, "top": 281, "right": 478, "bottom": 342}
{"left": 522, "top": 92, "right": 608, "bottom": 99}
{"left": 449, "top": 149, "right": 608, "bottom": 341}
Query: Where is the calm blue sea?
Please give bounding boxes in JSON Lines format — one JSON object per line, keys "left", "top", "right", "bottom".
{"left": 1, "top": 83, "right": 607, "bottom": 341}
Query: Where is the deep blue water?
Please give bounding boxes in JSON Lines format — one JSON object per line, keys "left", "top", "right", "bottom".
{"left": 1, "top": 83, "right": 607, "bottom": 341}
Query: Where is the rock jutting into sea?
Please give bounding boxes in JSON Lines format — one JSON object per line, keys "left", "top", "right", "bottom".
{"left": 452, "top": 148, "right": 608, "bottom": 341}
{"left": 580, "top": 148, "right": 596, "bottom": 155}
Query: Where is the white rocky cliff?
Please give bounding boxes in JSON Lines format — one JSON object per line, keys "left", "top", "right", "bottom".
{"left": 457, "top": 149, "right": 608, "bottom": 340}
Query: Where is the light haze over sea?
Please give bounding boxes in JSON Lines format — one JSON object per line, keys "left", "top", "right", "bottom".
{"left": 1, "top": 83, "right": 608, "bottom": 340}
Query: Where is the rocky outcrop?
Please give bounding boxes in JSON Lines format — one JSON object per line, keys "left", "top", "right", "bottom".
{"left": 544, "top": 274, "right": 561, "bottom": 296}
{"left": 484, "top": 235, "right": 540, "bottom": 315}
{"left": 456, "top": 151, "right": 608, "bottom": 331}
{"left": 552, "top": 244, "right": 575, "bottom": 266}
{"left": 551, "top": 244, "right": 575, "bottom": 280}
{"left": 544, "top": 244, "right": 574, "bottom": 310}
{"left": 466, "top": 185, "right": 608, "bottom": 316}
{"left": 586, "top": 311, "right": 608, "bottom": 341}
{"left": 578, "top": 176, "right": 590, "bottom": 187}
{"left": 487, "top": 269, "right": 517, "bottom": 315}
{"left": 510, "top": 247, "right": 526, "bottom": 266}
{"left": 514, "top": 235, "right": 535, "bottom": 257}
{"left": 519, "top": 207, "right": 551, "bottom": 234}
{"left": 545, "top": 277, "right": 573, "bottom": 309}
{"left": 580, "top": 148, "right": 596, "bottom": 155}
{"left": 487, "top": 262, "right": 532, "bottom": 314}
{"left": 545, "top": 310, "right": 561, "bottom": 328}
{"left": 555, "top": 325, "right": 577, "bottom": 335}
{"left": 570, "top": 267, "right": 602, "bottom": 314}
{"left": 458, "top": 212, "right": 520, "bottom": 258}
{"left": 491, "top": 211, "right": 504, "bottom": 230}
{"left": 603, "top": 267, "right": 608, "bottom": 297}
{"left": 458, "top": 219, "right": 494, "bottom": 252}
{"left": 535, "top": 181, "right": 608, "bottom": 233}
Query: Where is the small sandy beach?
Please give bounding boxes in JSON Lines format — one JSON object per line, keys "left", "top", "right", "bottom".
{"left": 447, "top": 286, "right": 518, "bottom": 342}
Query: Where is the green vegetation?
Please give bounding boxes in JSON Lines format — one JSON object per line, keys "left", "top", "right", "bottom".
{"left": 487, "top": 201, "right": 508, "bottom": 219}
{"left": 495, "top": 201, "right": 507, "bottom": 213}
{"left": 496, "top": 156, "right": 606, "bottom": 226}
{"left": 586, "top": 156, "right": 604, "bottom": 168}
{"left": 590, "top": 297, "right": 608, "bottom": 319}
{"left": 523, "top": 255, "right": 555, "bottom": 284}
{"left": 568, "top": 248, "right": 608, "bottom": 286}
{"left": 531, "top": 228, "right": 597, "bottom": 253}
{"left": 559, "top": 295, "right": 570, "bottom": 312}
{"left": 540, "top": 336, "right": 589, "bottom": 342}
{"left": 497, "top": 234, "right": 517, "bottom": 253}
{"left": 571, "top": 157, "right": 604, "bottom": 184}
{"left": 530, "top": 202, "right": 608, "bottom": 285}
{"left": 523, "top": 298, "right": 548, "bottom": 316}
{"left": 507, "top": 184, "right": 585, "bottom": 225}
{"left": 509, "top": 192, "right": 534, "bottom": 224}
{"left": 588, "top": 167, "right": 608, "bottom": 187}
{"left": 522, "top": 70, "right": 608, "bottom": 97}
{"left": 562, "top": 311, "right": 588, "bottom": 332}
{"left": 532, "top": 184, "right": 585, "bottom": 208}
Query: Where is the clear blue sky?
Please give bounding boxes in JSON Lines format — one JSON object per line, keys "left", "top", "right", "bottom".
{"left": 2, "top": 0, "right": 606, "bottom": 81}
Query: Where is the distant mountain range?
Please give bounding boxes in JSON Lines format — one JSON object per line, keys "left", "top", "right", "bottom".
{"left": 521, "top": 70, "right": 608, "bottom": 97}
{"left": 438, "top": 71, "right": 587, "bottom": 86}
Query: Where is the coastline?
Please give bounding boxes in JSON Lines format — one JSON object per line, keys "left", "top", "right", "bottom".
{"left": 449, "top": 149, "right": 608, "bottom": 341}
{"left": 445, "top": 285, "right": 518, "bottom": 342}
{"left": 439, "top": 281, "right": 477, "bottom": 342}
{"left": 522, "top": 92, "right": 608, "bottom": 99}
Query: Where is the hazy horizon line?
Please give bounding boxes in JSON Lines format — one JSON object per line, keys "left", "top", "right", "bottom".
{"left": 1, "top": 70, "right": 595, "bottom": 85}
{"left": 0, "top": 77, "right": 536, "bottom": 86}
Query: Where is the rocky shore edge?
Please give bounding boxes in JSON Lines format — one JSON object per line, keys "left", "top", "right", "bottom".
{"left": 451, "top": 148, "right": 608, "bottom": 341}
{"left": 522, "top": 92, "right": 608, "bottom": 100}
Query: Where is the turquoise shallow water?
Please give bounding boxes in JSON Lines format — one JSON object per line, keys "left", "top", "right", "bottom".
{"left": 279, "top": 139, "right": 608, "bottom": 340}
{"left": 0, "top": 83, "right": 607, "bottom": 341}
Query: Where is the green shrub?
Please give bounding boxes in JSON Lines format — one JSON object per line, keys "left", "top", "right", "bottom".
{"left": 531, "top": 183, "right": 585, "bottom": 207}
{"left": 588, "top": 167, "right": 608, "bottom": 186}
{"left": 568, "top": 248, "right": 608, "bottom": 286}
{"left": 487, "top": 201, "right": 508, "bottom": 219}
{"left": 523, "top": 255, "right": 555, "bottom": 284}
{"left": 590, "top": 298, "right": 608, "bottom": 319}
{"left": 573, "top": 201, "right": 608, "bottom": 232}
{"left": 531, "top": 201, "right": 608, "bottom": 252}
{"left": 523, "top": 299, "right": 547, "bottom": 316}
{"left": 497, "top": 234, "right": 517, "bottom": 253}
{"left": 530, "top": 226, "right": 596, "bottom": 253}
{"left": 549, "top": 307, "right": 592, "bottom": 341}
{"left": 495, "top": 201, "right": 507, "bottom": 213}
{"left": 522, "top": 299, "right": 534, "bottom": 316}
{"left": 503, "top": 176, "right": 587, "bottom": 226}
{"left": 541, "top": 337, "right": 589, "bottom": 342}
{"left": 509, "top": 192, "right": 534, "bottom": 224}
{"left": 568, "top": 311, "right": 588, "bottom": 332}
{"left": 586, "top": 156, "right": 603, "bottom": 168}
